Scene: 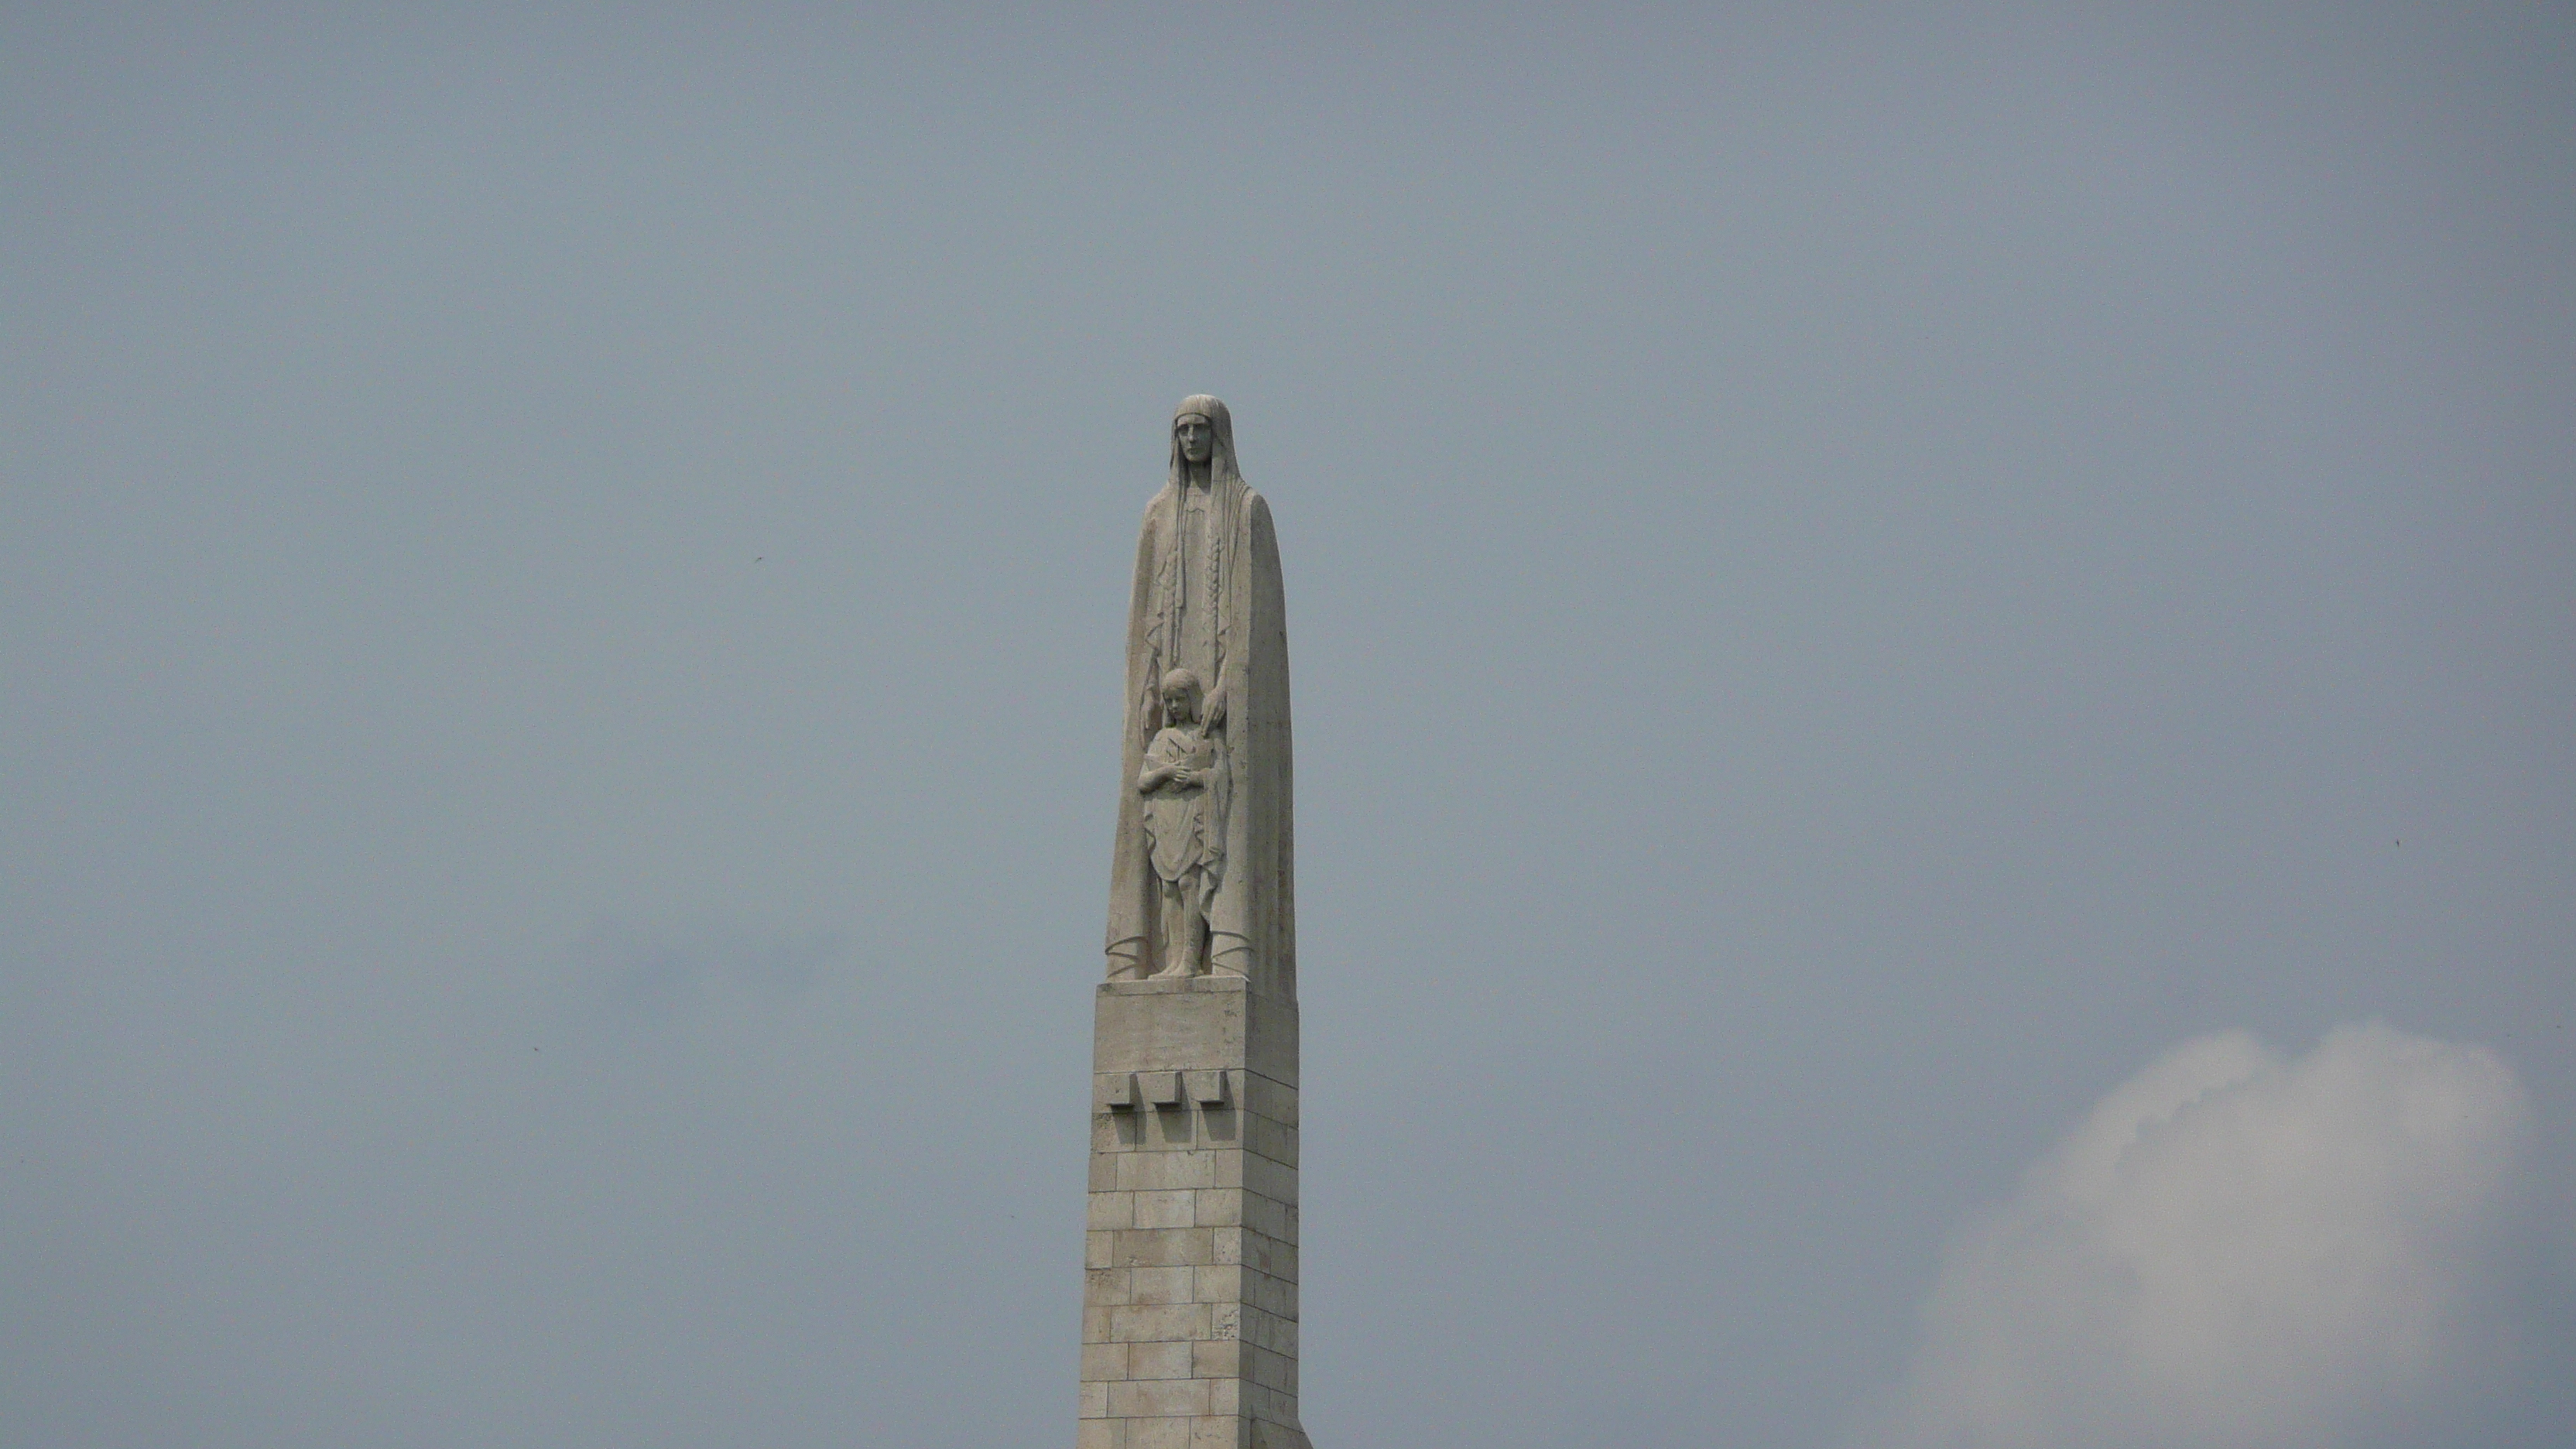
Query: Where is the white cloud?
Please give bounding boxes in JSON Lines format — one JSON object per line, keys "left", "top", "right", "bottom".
{"left": 1853, "top": 1023, "right": 2556, "bottom": 1449}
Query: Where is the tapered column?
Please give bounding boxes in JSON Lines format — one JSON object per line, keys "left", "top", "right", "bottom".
{"left": 1080, "top": 975, "right": 1310, "bottom": 1449}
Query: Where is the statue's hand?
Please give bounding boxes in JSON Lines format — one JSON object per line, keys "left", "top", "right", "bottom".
{"left": 1201, "top": 691, "right": 1227, "bottom": 730}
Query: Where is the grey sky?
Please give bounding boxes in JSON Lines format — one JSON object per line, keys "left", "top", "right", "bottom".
{"left": 3, "top": 4, "right": 2569, "bottom": 1446}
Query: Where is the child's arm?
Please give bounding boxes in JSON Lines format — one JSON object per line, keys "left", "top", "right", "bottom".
{"left": 1139, "top": 734, "right": 1183, "bottom": 792}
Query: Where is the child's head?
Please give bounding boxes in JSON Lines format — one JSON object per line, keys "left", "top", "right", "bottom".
{"left": 1159, "top": 668, "right": 1203, "bottom": 724}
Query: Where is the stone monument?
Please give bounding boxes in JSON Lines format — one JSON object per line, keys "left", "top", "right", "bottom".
{"left": 1081, "top": 396, "right": 1313, "bottom": 1449}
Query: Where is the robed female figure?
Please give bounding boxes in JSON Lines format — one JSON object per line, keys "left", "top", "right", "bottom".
{"left": 1105, "top": 396, "right": 1296, "bottom": 1001}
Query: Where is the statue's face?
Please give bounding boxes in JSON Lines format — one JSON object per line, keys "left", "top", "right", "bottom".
{"left": 1176, "top": 416, "right": 1214, "bottom": 465}
{"left": 1162, "top": 683, "right": 1196, "bottom": 722}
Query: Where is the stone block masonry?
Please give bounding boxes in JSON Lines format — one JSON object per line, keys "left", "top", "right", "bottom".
{"left": 1081, "top": 975, "right": 1312, "bottom": 1449}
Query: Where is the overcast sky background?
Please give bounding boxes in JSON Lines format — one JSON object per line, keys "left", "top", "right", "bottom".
{"left": 4, "top": 5, "right": 2571, "bottom": 1447}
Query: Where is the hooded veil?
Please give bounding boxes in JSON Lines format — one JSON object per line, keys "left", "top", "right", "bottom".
{"left": 1105, "top": 396, "right": 1296, "bottom": 999}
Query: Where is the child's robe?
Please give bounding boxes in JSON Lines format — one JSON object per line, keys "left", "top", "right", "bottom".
{"left": 1141, "top": 724, "right": 1228, "bottom": 912}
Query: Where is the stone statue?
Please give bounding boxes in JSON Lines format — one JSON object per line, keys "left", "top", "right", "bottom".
{"left": 1105, "top": 396, "right": 1295, "bottom": 997}
{"left": 1083, "top": 397, "right": 1314, "bottom": 1449}
{"left": 1137, "top": 668, "right": 1228, "bottom": 978}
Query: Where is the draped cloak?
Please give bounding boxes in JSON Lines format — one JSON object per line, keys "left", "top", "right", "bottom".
{"left": 1105, "top": 396, "right": 1296, "bottom": 1000}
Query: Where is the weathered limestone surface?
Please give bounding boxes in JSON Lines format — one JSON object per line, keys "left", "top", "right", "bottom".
{"left": 1081, "top": 976, "right": 1310, "bottom": 1449}
{"left": 1086, "top": 398, "right": 1310, "bottom": 1449}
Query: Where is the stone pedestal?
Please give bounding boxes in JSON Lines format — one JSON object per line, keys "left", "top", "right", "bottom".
{"left": 1081, "top": 976, "right": 1312, "bottom": 1449}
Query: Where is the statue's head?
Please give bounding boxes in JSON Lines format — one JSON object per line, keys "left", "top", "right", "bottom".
{"left": 1170, "top": 395, "right": 1235, "bottom": 481}
{"left": 1159, "top": 667, "right": 1204, "bottom": 724}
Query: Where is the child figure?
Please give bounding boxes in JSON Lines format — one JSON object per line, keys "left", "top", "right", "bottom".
{"left": 1136, "top": 668, "right": 1229, "bottom": 978}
